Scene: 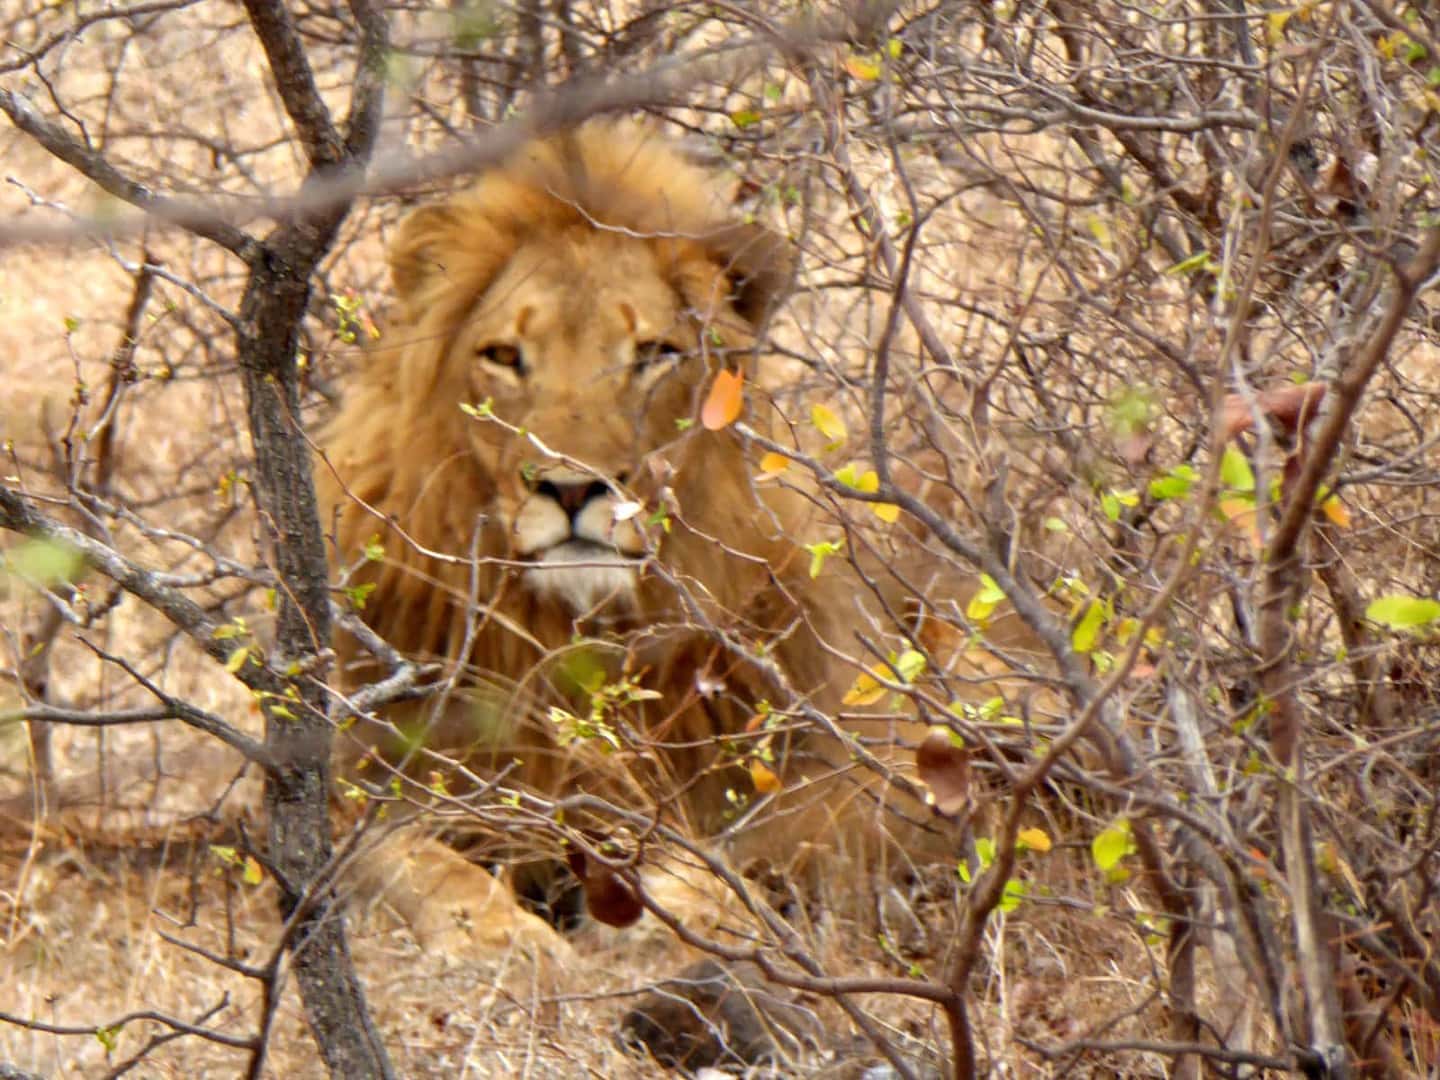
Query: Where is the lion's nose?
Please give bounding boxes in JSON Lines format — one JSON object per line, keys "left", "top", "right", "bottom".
{"left": 536, "top": 479, "right": 610, "bottom": 522}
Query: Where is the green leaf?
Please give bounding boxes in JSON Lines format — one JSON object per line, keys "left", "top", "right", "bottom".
{"left": 1091, "top": 820, "right": 1134, "bottom": 872}
{"left": 459, "top": 398, "right": 493, "bottom": 418}
{"left": 975, "top": 836, "right": 996, "bottom": 868}
{"left": 1100, "top": 489, "right": 1138, "bottom": 521}
{"left": 966, "top": 573, "right": 1007, "bottom": 621}
{"left": 1072, "top": 599, "right": 1106, "bottom": 654}
{"left": 729, "top": 108, "right": 762, "bottom": 129}
{"left": 4, "top": 537, "right": 86, "bottom": 586}
{"left": 1165, "top": 250, "right": 1214, "bottom": 276}
{"left": 998, "top": 878, "right": 1028, "bottom": 913}
{"left": 343, "top": 582, "right": 376, "bottom": 611}
{"left": 1220, "top": 445, "right": 1255, "bottom": 493}
{"left": 804, "top": 538, "right": 845, "bottom": 579}
{"left": 1148, "top": 464, "right": 1197, "bottom": 501}
{"left": 1108, "top": 386, "right": 1157, "bottom": 435}
{"left": 1365, "top": 594, "right": 1440, "bottom": 630}
{"left": 893, "top": 648, "right": 926, "bottom": 683}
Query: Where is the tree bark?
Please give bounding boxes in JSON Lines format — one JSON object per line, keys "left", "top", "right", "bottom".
{"left": 236, "top": 1, "right": 394, "bottom": 1074}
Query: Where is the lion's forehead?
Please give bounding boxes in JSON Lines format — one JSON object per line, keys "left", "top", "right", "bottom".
{"left": 477, "top": 237, "right": 688, "bottom": 341}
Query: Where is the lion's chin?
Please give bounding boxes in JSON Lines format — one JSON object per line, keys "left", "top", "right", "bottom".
{"left": 522, "top": 540, "right": 640, "bottom": 615}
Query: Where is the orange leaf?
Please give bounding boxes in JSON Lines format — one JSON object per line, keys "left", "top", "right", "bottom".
{"left": 701, "top": 368, "right": 744, "bottom": 430}
{"left": 1321, "top": 495, "right": 1350, "bottom": 528}
{"left": 749, "top": 760, "right": 782, "bottom": 795}
{"left": 1219, "top": 497, "right": 1261, "bottom": 549}
{"left": 844, "top": 53, "right": 882, "bottom": 80}
{"left": 758, "top": 451, "right": 790, "bottom": 476}
{"left": 1016, "top": 827, "right": 1052, "bottom": 853}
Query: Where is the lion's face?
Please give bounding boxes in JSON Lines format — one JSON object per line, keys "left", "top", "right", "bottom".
{"left": 448, "top": 230, "right": 746, "bottom": 614}
{"left": 324, "top": 125, "right": 794, "bottom": 658}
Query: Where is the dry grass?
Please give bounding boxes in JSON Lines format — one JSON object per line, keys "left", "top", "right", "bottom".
{"left": 11, "top": 3, "right": 1440, "bottom": 1078}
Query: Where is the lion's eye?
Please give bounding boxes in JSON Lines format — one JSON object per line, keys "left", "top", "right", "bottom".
{"left": 478, "top": 344, "right": 525, "bottom": 375}
{"left": 634, "top": 340, "right": 684, "bottom": 372}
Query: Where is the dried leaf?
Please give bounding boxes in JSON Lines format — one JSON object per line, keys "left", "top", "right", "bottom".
{"left": 1222, "top": 382, "right": 1327, "bottom": 441}
{"left": 701, "top": 368, "right": 744, "bottom": 431}
{"left": 567, "top": 849, "right": 643, "bottom": 928}
{"left": 916, "top": 728, "right": 972, "bottom": 816}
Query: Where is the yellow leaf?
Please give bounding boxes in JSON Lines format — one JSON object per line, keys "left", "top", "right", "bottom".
{"left": 225, "top": 646, "right": 250, "bottom": 675}
{"left": 1086, "top": 214, "right": 1112, "bottom": 250}
{"left": 873, "top": 502, "right": 900, "bottom": 523}
{"left": 842, "top": 649, "right": 925, "bottom": 705}
{"left": 844, "top": 53, "right": 881, "bottom": 80}
{"left": 758, "top": 451, "right": 790, "bottom": 475}
{"left": 243, "top": 856, "right": 264, "bottom": 885}
{"left": 1266, "top": 9, "right": 1292, "bottom": 45}
{"left": 1321, "top": 495, "right": 1351, "bottom": 528}
{"left": 842, "top": 670, "right": 886, "bottom": 707}
{"left": 701, "top": 368, "right": 744, "bottom": 431}
{"left": 811, "top": 404, "right": 848, "bottom": 447}
{"left": 749, "top": 760, "right": 782, "bottom": 795}
{"left": 1017, "top": 827, "right": 1052, "bottom": 853}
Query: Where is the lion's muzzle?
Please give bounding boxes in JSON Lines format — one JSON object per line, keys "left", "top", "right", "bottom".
{"left": 513, "top": 468, "right": 644, "bottom": 613}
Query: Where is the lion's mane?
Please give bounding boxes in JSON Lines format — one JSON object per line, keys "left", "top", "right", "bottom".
{"left": 317, "top": 124, "right": 860, "bottom": 837}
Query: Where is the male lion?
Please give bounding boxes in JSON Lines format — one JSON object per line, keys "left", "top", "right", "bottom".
{"left": 318, "top": 122, "right": 933, "bottom": 957}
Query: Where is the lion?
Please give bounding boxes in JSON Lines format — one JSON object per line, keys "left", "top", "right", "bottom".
{"left": 316, "top": 122, "right": 958, "bottom": 959}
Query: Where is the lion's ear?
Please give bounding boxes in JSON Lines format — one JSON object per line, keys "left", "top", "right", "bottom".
{"left": 389, "top": 202, "right": 464, "bottom": 301}
{"left": 709, "top": 222, "right": 797, "bottom": 328}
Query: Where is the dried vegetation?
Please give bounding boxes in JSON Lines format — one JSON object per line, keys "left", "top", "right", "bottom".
{"left": 4, "top": 1, "right": 1440, "bottom": 1077}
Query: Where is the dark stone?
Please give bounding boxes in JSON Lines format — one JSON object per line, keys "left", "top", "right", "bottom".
{"left": 619, "top": 959, "right": 823, "bottom": 1073}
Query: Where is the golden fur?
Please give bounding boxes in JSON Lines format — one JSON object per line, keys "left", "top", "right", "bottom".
{"left": 317, "top": 123, "right": 895, "bottom": 921}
